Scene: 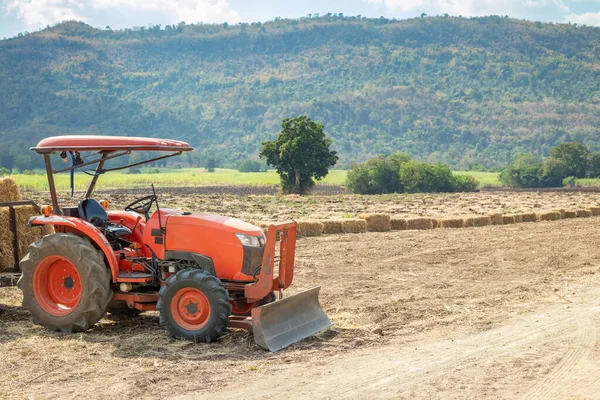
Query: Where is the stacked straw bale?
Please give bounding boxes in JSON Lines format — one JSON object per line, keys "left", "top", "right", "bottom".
{"left": 438, "top": 218, "right": 464, "bottom": 228}
{"left": 358, "top": 214, "right": 391, "bottom": 232}
{"left": 564, "top": 210, "right": 578, "bottom": 218}
{"left": 513, "top": 214, "right": 524, "bottom": 223}
{"left": 463, "top": 216, "right": 491, "bottom": 228}
{"left": 341, "top": 218, "right": 367, "bottom": 234}
{"left": 537, "top": 211, "right": 561, "bottom": 221}
{"left": 296, "top": 220, "right": 324, "bottom": 237}
{"left": 406, "top": 218, "right": 436, "bottom": 230}
{"left": 0, "top": 178, "right": 22, "bottom": 202}
{"left": 390, "top": 217, "right": 408, "bottom": 231}
{"left": 321, "top": 219, "right": 344, "bottom": 235}
{"left": 0, "top": 208, "right": 13, "bottom": 270}
{"left": 489, "top": 213, "right": 504, "bottom": 225}
{"left": 554, "top": 209, "right": 566, "bottom": 218}
{"left": 590, "top": 207, "right": 600, "bottom": 216}
{"left": 576, "top": 209, "right": 592, "bottom": 218}
{"left": 520, "top": 213, "right": 537, "bottom": 223}
{"left": 503, "top": 215, "right": 516, "bottom": 224}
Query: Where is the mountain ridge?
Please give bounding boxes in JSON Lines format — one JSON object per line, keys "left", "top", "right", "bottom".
{"left": 1, "top": 15, "right": 599, "bottom": 170}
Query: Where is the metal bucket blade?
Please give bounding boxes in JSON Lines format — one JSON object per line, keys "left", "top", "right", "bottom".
{"left": 252, "top": 286, "right": 331, "bottom": 352}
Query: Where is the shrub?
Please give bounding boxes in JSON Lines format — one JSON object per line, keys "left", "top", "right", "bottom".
{"left": 129, "top": 167, "right": 141, "bottom": 174}
{"left": 0, "top": 167, "right": 9, "bottom": 177}
{"left": 563, "top": 176, "right": 577, "bottom": 187}
{"left": 452, "top": 174, "right": 479, "bottom": 192}
{"left": 22, "top": 169, "right": 36, "bottom": 175}
{"left": 400, "top": 162, "right": 457, "bottom": 193}
{"left": 499, "top": 154, "right": 544, "bottom": 188}
{"left": 345, "top": 154, "right": 409, "bottom": 194}
{"left": 238, "top": 159, "right": 263, "bottom": 172}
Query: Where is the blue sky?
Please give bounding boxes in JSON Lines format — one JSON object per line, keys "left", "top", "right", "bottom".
{"left": 1, "top": 0, "right": 600, "bottom": 39}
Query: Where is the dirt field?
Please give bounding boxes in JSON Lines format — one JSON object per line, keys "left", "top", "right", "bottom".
{"left": 2, "top": 216, "right": 600, "bottom": 398}
{"left": 25, "top": 189, "right": 600, "bottom": 222}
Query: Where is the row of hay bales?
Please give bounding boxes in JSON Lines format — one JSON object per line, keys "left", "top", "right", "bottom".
{"left": 0, "top": 178, "right": 52, "bottom": 271}
{"left": 257, "top": 207, "right": 600, "bottom": 238}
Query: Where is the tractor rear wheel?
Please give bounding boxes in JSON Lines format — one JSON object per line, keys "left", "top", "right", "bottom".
{"left": 17, "top": 233, "right": 112, "bottom": 333}
{"left": 107, "top": 299, "right": 141, "bottom": 317}
{"left": 157, "top": 269, "right": 231, "bottom": 342}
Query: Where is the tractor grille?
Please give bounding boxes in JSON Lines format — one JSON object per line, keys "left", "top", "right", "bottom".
{"left": 241, "top": 245, "right": 264, "bottom": 277}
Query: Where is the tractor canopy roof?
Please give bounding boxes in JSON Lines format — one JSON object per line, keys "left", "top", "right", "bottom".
{"left": 31, "top": 135, "right": 193, "bottom": 154}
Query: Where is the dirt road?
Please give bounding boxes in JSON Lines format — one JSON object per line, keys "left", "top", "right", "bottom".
{"left": 188, "top": 283, "right": 600, "bottom": 399}
{"left": 3, "top": 217, "right": 600, "bottom": 399}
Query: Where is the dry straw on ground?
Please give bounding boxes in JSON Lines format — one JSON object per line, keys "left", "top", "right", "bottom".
{"left": 489, "top": 213, "right": 504, "bottom": 225}
{"left": 503, "top": 215, "right": 516, "bottom": 224}
{"left": 296, "top": 220, "right": 324, "bottom": 237}
{"left": 0, "top": 178, "right": 22, "bottom": 202}
{"left": 463, "top": 216, "right": 491, "bottom": 228}
{"left": 341, "top": 218, "right": 367, "bottom": 234}
{"left": 390, "top": 217, "right": 408, "bottom": 230}
{"left": 406, "top": 218, "right": 436, "bottom": 230}
{"left": 564, "top": 210, "right": 578, "bottom": 218}
{"left": 358, "top": 214, "right": 391, "bottom": 232}
{"left": 438, "top": 218, "right": 464, "bottom": 228}
{"left": 576, "top": 209, "right": 592, "bottom": 218}
{"left": 537, "top": 211, "right": 561, "bottom": 221}
{"left": 321, "top": 219, "right": 344, "bottom": 235}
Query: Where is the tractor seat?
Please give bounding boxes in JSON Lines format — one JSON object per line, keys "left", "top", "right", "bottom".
{"left": 78, "top": 199, "right": 131, "bottom": 239}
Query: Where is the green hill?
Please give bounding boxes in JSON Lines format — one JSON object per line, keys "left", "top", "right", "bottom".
{"left": 2, "top": 15, "right": 600, "bottom": 170}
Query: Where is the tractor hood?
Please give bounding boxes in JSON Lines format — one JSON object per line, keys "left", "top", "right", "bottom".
{"left": 166, "top": 212, "right": 264, "bottom": 236}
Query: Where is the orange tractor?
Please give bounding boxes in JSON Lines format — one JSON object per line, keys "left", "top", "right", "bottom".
{"left": 17, "top": 135, "right": 330, "bottom": 351}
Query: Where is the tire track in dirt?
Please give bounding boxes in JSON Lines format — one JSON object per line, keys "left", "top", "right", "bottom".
{"left": 522, "top": 308, "right": 599, "bottom": 400}
{"left": 185, "top": 287, "right": 600, "bottom": 400}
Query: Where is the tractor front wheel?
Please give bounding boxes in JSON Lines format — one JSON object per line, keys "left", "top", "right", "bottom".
{"left": 17, "top": 233, "right": 113, "bottom": 332}
{"left": 157, "top": 269, "right": 231, "bottom": 342}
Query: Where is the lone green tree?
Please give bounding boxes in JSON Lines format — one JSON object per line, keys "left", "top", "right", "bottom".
{"left": 205, "top": 156, "right": 217, "bottom": 172}
{"left": 260, "top": 116, "right": 338, "bottom": 194}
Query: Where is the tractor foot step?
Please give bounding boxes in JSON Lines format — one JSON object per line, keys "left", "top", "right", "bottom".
{"left": 117, "top": 272, "right": 153, "bottom": 283}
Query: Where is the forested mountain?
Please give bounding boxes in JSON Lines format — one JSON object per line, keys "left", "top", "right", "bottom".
{"left": 2, "top": 15, "right": 600, "bottom": 170}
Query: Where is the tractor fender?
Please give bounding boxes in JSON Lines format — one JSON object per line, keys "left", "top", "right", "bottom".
{"left": 29, "top": 215, "right": 120, "bottom": 282}
{"left": 163, "top": 251, "right": 216, "bottom": 276}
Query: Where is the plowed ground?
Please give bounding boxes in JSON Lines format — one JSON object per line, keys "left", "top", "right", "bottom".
{"left": 2, "top": 217, "right": 600, "bottom": 398}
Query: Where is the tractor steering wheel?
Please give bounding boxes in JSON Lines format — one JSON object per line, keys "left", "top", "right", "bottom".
{"left": 124, "top": 195, "right": 157, "bottom": 220}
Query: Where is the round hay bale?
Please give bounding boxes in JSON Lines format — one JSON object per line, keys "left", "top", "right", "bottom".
{"left": 341, "top": 218, "right": 367, "bottom": 234}
{"left": 390, "top": 217, "right": 408, "bottom": 231}
{"left": 503, "top": 215, "right": 516, "bottom": 224}
{"left": 438, "top": 218, "right": 464, "bottom": 228}
{"left": 406, "top": 218, "right": 436, "bottom": 230}
{"left": 589, "top": 207, "right": 600, "bottom": 216}
{"left": 537, "top": 211, "right": 561, "bottom": 221}
{"left": 0, "top": 208, "right": 14, "bottom": 271}
{"left": 358, "top": 214, "right": 391, "bottom": 232}
{"left": 576, "top": 209, "right": 592, "bottom": 218}
{"left": 0, "top": 178, "right": 22, "bottom": 202}
{"left": 519, "top": 213, "right": 537, "bottom": 223}
{"left": 488, "top": 213, "right": 504, "bottom": 225}
{"left": 463, "top": 216, "right": 491, "bottom": 228}
{"left": 564, "top": 210, "right": 577, "bottom": 219}
{"left": 296, "top": 220, "right": 324, "bottom": 237}
{"left": 321, "top": 219, "right": 344, "bottom": 235}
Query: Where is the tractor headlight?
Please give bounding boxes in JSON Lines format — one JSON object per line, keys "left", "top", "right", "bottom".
{"left": 235, "top": 233, "right": 261, "bottom": 247}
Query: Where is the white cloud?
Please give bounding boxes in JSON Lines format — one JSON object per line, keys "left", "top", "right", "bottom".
{"left": 365, "top": 0, "right": 570, "bottom": 20}
{"left": 3, "top": 0, "right": 241, "bottom": 31}
{"left": 566, "top": 11, "right": 600, "bottom": 26}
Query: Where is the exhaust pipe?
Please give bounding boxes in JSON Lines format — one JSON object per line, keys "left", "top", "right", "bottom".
{"left": 251, "top": 287, "right": 331, "bottom": 352}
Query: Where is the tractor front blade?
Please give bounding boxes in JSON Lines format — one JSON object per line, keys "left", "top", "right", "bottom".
{"left": 251, "top": 286, "right": 331, "bottom": 352}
